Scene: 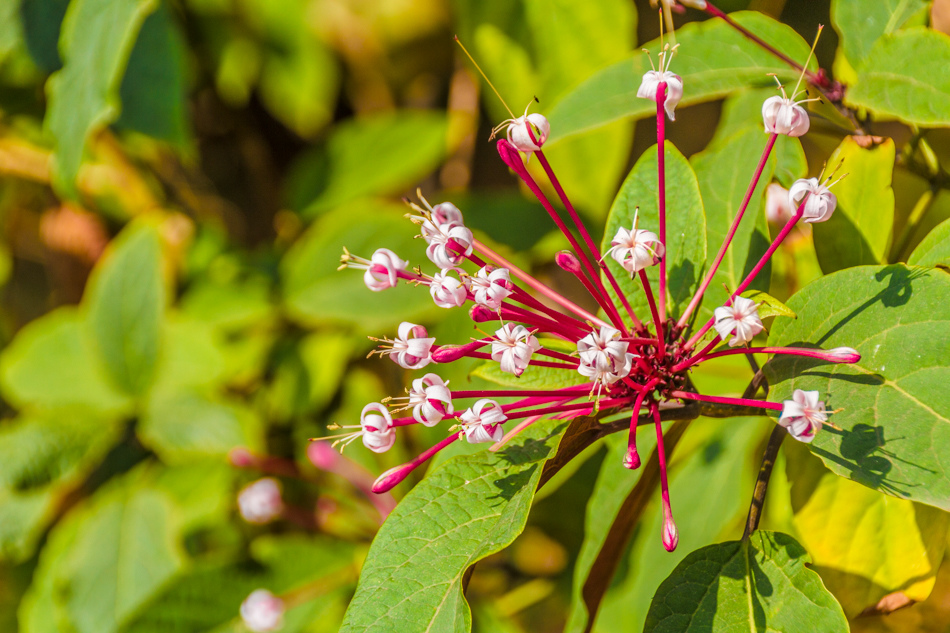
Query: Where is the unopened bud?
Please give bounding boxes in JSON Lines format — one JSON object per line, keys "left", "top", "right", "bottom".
{"left": 372, "top": 464, "right": 414, "bottom": 494}
{"left": 240, "top": 589, "right": 284, "bottom": 632}
{"left": 623, "top": 447, "right": 641, "bottom": 470}
{"left": 662, "top": 516, "right": 679, "bottom": 552}
{"left": 555, "top": 251, "right": 582, "bottom": 275}
{"left": 469, "top": 304, "right": 494, "bottom": 323}
{"left": 827, "top": 347, "right": 860, "bottom": 363}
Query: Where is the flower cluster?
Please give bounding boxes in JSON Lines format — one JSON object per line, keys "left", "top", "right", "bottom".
{"left": 326, "top": 38, "right": 856, "bottom": 552}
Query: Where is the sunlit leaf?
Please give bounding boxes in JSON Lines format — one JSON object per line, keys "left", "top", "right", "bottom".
{"left": 831, "top": 0, "right": 928, "bottom": 69}
{"left": 766, "top": 265, "right": 950, "bottom": 510}
{"left": 908, "top": 216, "right": 950, "bottom": 267}
{"left": 643, "top": 531, "right": 848, "bottom": 632}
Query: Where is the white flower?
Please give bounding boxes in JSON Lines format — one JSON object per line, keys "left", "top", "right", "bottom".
{"left": 429, "top": 268, "right": 468, "bottom": 308}
{"left": 240, "top": 589, "right": 284, "bottom": 633}
{"left": 507, "top": 112, "right": 550, "bottom": 153}
{"left": 713, "top": 296, "right": 764, "bottom": 346}
{"left": 360, "top": 403, "right": 396, "bottom": 453}
{"left": 339, "top": 247, "right": 408, "bottom": 292}
{"left": 386, "top": 322, "right": 435, "bottom": 369}
{"left": 779, "top": 389, "right": 827, "bottom": 443}
{"left": 789, "top": 177, "right": 837, "bottom": 223}
{"left": 237, "top": 478, "right": 283, "bottom": 524}
{"left": 762, "top": 95, "right": 810, "bottom": 137}
{"left": 638, "top": 70, "right": 683, "bottom": 121}
{"left": 577, "top": 325, "right": 634, "bottom": 385}
{"left": 491, "top": 323, "right": 541, "bottom": 377}
{"left": 459, "top": 399, "right": 507, "bottom": 444}
{"left": 765, "top": 183, "right": 792, "bottom": 224}
{"left": 470, "top": 266, "right": 513, "bottom": 310}
{"left": 605, "top": 225, "right": 665, "bottom": 275}
{"left": 431, "top": 202, "right": 464, "bottom": 226}
{"left": 408, "top": 373, "right": 453, "bottom": 426}
{"left": 420, "top": 217, "right": 474, "bottom": 269}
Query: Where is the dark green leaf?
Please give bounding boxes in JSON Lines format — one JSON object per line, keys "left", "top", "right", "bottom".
{"left": 339, "top": 420, "right": 572, "bottom": 633}
{"left": 602, "top": 142, "right": 706, "bottom": 322}
{"left": 83, "top": 221, "right": 165, "bottom": 396}
{"left": 45, "top": 0, "right": 159, "bottom": 194}
{"left": 766, "top": 265, "right": 950, "bottom": 510}
{"left": 19, "top": 0, "right": 69, "bottom": 72}
{"left": 643, "top": 531, "right": 848, "bottom": 632}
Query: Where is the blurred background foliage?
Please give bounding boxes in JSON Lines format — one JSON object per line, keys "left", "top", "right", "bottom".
{"left": 0, "top": 0, "right": 949, "bottom": 631}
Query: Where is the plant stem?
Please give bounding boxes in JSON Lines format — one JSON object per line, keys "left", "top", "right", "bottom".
{"left": 656, "top": 82, "right": 669, "bottom": 324}
{"left": 639, "top": 269, "right": 666, "bottom": 359}
{"left": 742, "top": 424, "right": 786, "bottom": 539}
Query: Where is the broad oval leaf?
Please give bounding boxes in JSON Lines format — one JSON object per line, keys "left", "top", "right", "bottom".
{"left": 847, "top": 29, "right": 950, "bottom": 126}
{"left": 548, "top": 12, "right": 814, "bottom": 142}
{"left": 814, "top": 137, "right": 895, "bottom": 273}
{"left": 787, "top": 443, "right": 949, "bottom": 616}
{"left": 908, "top": 216, "right": 950, "bottom": 267}
{"left": 83, "top": 221, "right": 165, "bottom": 396}
{"left": 602, "top": 142, "right": 706, "bottom": 322}
{"left": 338, "top": 420, "right": 572, "bottom": 633}
{"left": 765, "top": 264, "right": 950, "bottom": 510}
{"left": 643, "top": 531, "right": 848, "bottom": 632}
{"left": 45, "top": 0, "right": 158, "bottom": 195}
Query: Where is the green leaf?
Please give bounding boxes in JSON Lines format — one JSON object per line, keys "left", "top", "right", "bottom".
{"left": 114, "top": 0, "right": 190, "bottom": 146}
{"left": 741, "top": 289, "right": 796, "bottom": 320}
{"left": 0, "top": 413, "right": 123, "bottom": 562}
{"left": 19, "top": 0, "right": 69, "bottom": 73}
{"left": 908, "top": 216, "right": 950, "bottom": 267}
{"left": 814, "top": 137, "right": 896, "bottom": 273}
{"left": 338, "top": 419, "right": 572, "bottom": 633}
{"left": 139, "top": 392, "right": 263, "bottom": 463}
{"left": 83, "top": 221, "right": 165, "bottom": 396}
{"left": 591, "top": 419, "right": 767, "bottom": 633}
{"left": 296, "top": 112, "right": 447, "bottom": 217}
{"left": 765, "top": 264, "right": 950, "bottom": 511}
{"left": 847, "top": 29, "right": 950, "bottom": 126}
{"left": 281, "top": 200, "right": 438, "bottom": 333}
{"left": 643, "top": 531, "right": 848, "bottom": 632}
{"left": 0, "top": 308, "right": 132, "bottom": 414}
{"left": 548, "top": 12, "right": 814, "bottom": 142}
{"left": 831, "top": 0, "right": 928, "bottom": 69}
{"left": 787, "top": 442, "right": 949, "bottom": 616}
{"left": 150, "top": 317, "right": 227, "bottom": 395}
{"left": 44, "top": 0, "right": 159, "bottom": 195}
{"left": 690, "top": 127, "right": 774, "bottom": 321}
{"left": 62, "top": 485, "right": 186, "bottom": 633}
{"left": 602, "top": 142, "right": 706, "bottom": 322}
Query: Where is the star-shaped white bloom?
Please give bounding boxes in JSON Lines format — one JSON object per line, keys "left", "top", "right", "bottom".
{"left": 576, "top": 325, "right": 634, "bottom": 385}
{"left": 491, "top": 323, "right": 541, "bottom": 377}
{"left": 360, "top": 403, "right": 396, "bottom": 453}
{"left": 778, "top": 389, "right": 827, "bottom": 443}
{"left": 383, "top": 322, "right": 435, "bottom": 370}
{"left": 470, "top": 266, "right": 513, "bottom": 310}
{"left": 429, "top": 267, "right": 468, "bottom": 308}
{"left": 459, "top": 399, "right": 507, "bottom": 444}
{"left": 408, "top": 373, "right": 453, "bottom": 427}
{"left": 605, "top": 225, "right": 665, "bottom": 275}
{"left": 713, "top": 296, "right": 764, "bottom": 346}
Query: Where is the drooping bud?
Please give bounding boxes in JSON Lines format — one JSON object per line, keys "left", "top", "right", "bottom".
{"left": 240, "top": 589, "right": 285, "bottom": 633}
{"left": 778, "top": 389, "right": 827, "bottom": 443}
{"left": 623, "top": 447, "right": 641, "bottom": 470}
{"left": 762, "top": 96, "right": 810, "bottom": 137}
{"left": 662, "top": 511, "right": 679, "bottom": 552}
{"left": 469, "top": 304, "right": 495, "bottom": 323}
{"left": 360, "top": 403, "right": 396, "bottom": 453}
{"left": 237, "top": 478, "right": 284, "bottom": 524}
{"left": 789, "top": 177, "right": 838, "bottom": 223}
{"left": 713, "top": 296, "right": 764, "bottom": 346}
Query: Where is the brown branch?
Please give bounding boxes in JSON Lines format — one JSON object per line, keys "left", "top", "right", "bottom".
{"left": 742, "top": 423, "right": 786, "bottom": 539}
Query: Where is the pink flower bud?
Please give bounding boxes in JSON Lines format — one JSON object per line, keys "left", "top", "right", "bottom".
{"left": 623, "top": 447, "right": 641, "bottom": 470}
{"left": 662, "top": 514, "right": 679, "bottom": 552}
{"left": 555, "top": 251, "right": 582, "bottom": 275}
{"left": 238, "top": 478, "right": 283, "bottom": 524}
{"left": 469, "top": 304, "right": 494, "bottom": 323}
{"left": 827, "top": 347, "right": 860, "bottom": 363}
{"left": 240, "top": 589, "right": 284, "bottom": 633}
{"left": 431, "top": 339, "right": 485, "bottom": 362}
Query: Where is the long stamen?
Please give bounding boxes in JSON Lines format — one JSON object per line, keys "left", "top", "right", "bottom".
{"left": 670, "top": 390, "right": 783, "bottom": 411}
{"left": 677, "top": 133, "right": 778, "bottom": 329}
{"left": 791, "top": 26, "right": 824, "bottom": 101}
{"left": 453, "top": 36, "right": 515, "bottom": 119}
{"left": 639, "top": 269, "right": 666, "bottom": 358}
{"left": 684, "top": 195, "right": 809, "bottom": 349}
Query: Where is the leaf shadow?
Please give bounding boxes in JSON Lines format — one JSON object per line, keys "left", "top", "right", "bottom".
{"left": 811, "top": 423, "right": 921, "bottom": 498}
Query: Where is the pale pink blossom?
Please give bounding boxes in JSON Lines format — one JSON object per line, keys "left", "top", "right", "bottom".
{"left": 459, "top": 399, "right": 507, "bottom": 444}
{"left": 762, "top": 95, "right": 810, "bottom": 137}
{"left": 605, "top": 225, "right": 665, "bottom": 275}
{"left": 713, "top": 296, "right": 764, "bottom": 346}
{"left": 779, "top": 389, "right": 827, "bottom": 442}
{"left": 789, "top": 177, "right": 838, "bottom": 223}
{"left": 383, "top": 322, "right": 435, "bottom": 370}
{"left": 638, "top": 69, "right": 683, "bottom": 120}
{"left": 408, "top": 374, "right": 453, "bottom": 427}
{"left": 491, "top": 323, "right": 541, "bottom": 377}
{"left": 429, "top": 268, "right": 469, "bottom": 308}
{"left": 470, "top": 266, "right": 513, "bottom": 310}
{"left": 577, "top": 325, "right": 634, "bottom": 385}
{"left": 360, "top": 403, "right": 396, "bottom": 453}
{"left": 237, "top": 478, "right": 283, "bottom": 524}
{"left": 240, "top": 589, "right": 284, "bottom": 632}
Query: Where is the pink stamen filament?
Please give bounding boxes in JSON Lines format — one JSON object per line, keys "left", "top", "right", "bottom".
{"left": 685, "top": 198, "right": 808, "bottom": 349}
{"left": 656, "top": 82, "right": 668, "bottom": 326}
{"left": 639, "top": 269, "right": 666, "bottom": 358}
{"left": 496, "top": 140, "right": 630, "bottom": 333}
{"left": 471, "top": 238, "right": 610, "bottom": 329}
{"left": 625, "top": 377, "right": 660, "bottom": 469}
{"left": 670, "top": 390, "right": 783, "bottom": 411}
{"left": 450, "top": 386, "right": 592, "bottom": 399}
{"left": 677, "top": 133, "right": 778, "bottom": 329}
{"left": 680, "top": 345, "right": 860, "bottom": 372}
{"left": 488, "top": 303, "right": 590, "bottom": 340}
